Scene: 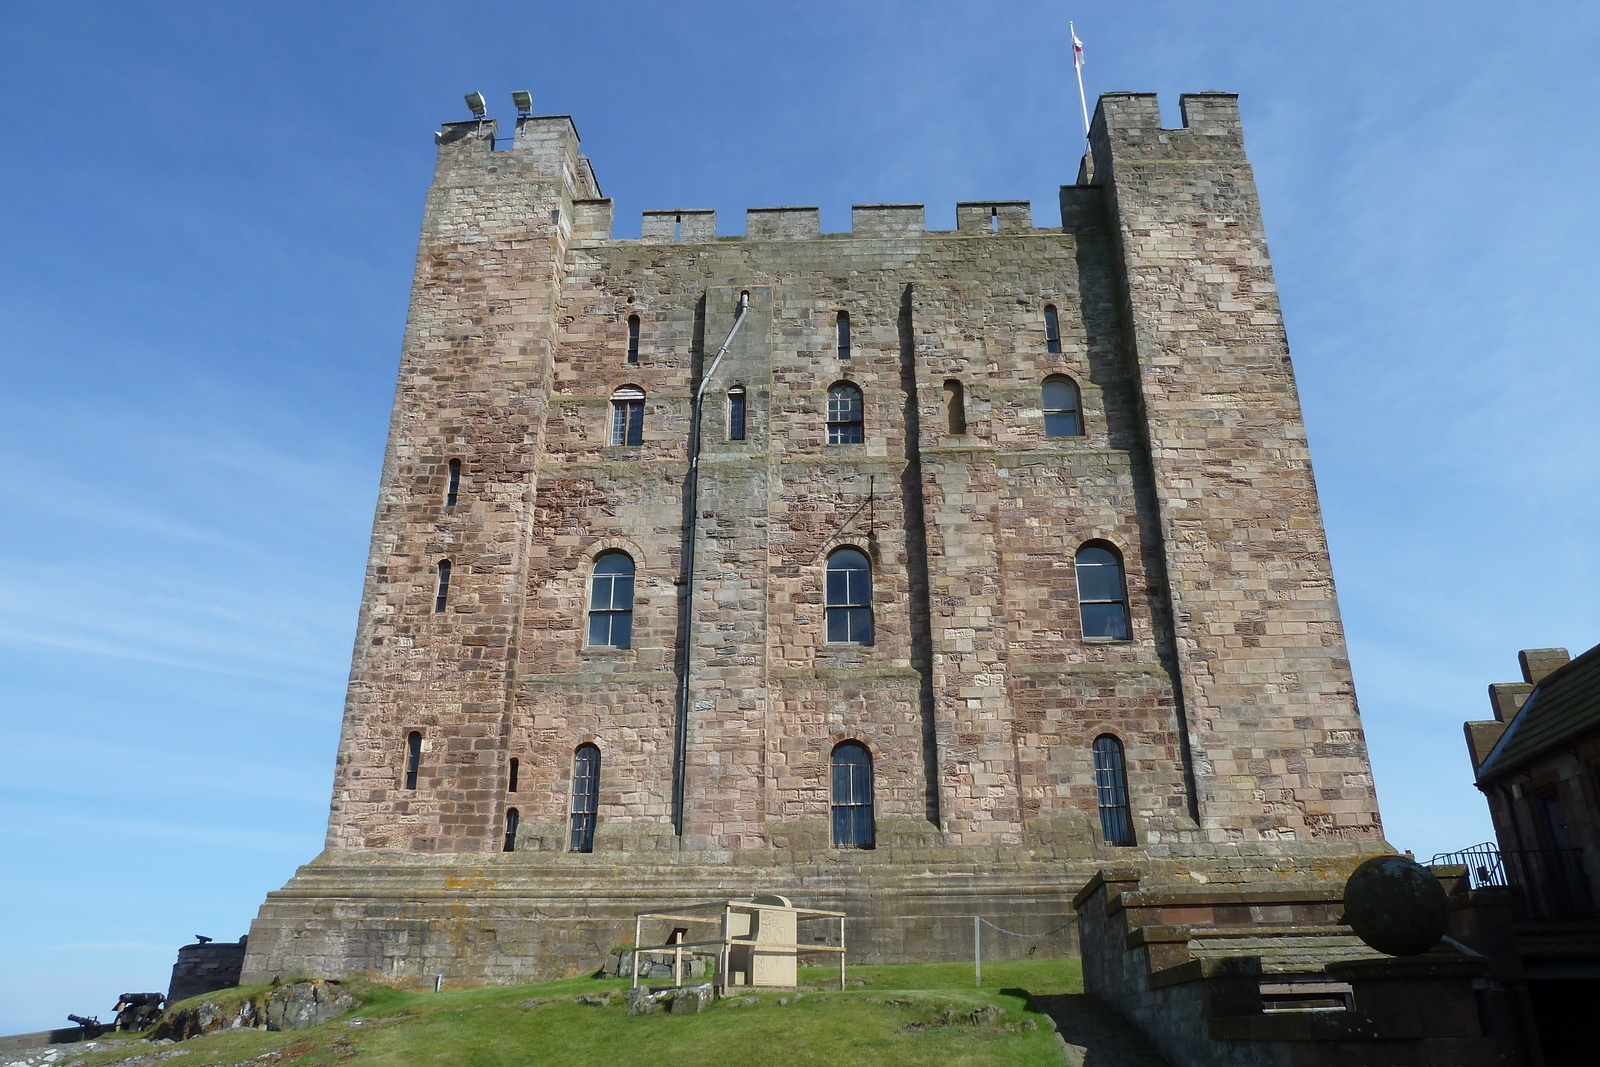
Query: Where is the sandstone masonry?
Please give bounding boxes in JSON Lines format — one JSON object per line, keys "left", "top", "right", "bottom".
{"left": 244, "top": 93, "right": 1388, "bottom": 987}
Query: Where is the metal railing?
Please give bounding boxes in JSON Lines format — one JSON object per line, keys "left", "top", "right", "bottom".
{"left": 1432, "top": 843, "right": 1595, "bottom": 921}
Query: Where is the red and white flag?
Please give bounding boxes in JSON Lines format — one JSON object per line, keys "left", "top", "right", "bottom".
{"left": 1072, "top": 28, "right": 1085, "bottom": 69}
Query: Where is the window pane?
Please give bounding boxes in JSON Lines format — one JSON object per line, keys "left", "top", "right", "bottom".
{"left": 1044, "top": 411, "right": 1080, "bottom": 438}
{"left": 849, "top": 607, "right": 874, "bottom": 645}
{"left": 826, "top": 606, "right": 849, "bottom": 643}
{"left": 626, "top": 401, "right": 643, "bottom": 445}
{"left": 1081, "top": 602, "right": 1130, "bottom": 640}
{"left": 1042, "top": 379, "right": 1072, "bottom": 410}
{"left": 588, "top": 613, "right": 611, "bottom": 647}
{"left": 610, "top": 403, "right": 626, "bottom": 445}
{"left": 610, "top": 611, "right": 632, "bottom": 649}
{"left": 1076, "top": 563, "right": 1124, "bottom": 603}
{"left": 846, "top": 570, "right": 870, "bottom": 606}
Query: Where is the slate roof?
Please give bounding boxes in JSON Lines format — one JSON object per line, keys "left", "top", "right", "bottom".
{"left": 1477, "top": 640, "right": 1600, "bottom": 784}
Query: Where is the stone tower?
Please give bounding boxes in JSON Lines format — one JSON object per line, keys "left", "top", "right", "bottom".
{"left": 243, "top": 92, "right": 1387, "bottom": 986}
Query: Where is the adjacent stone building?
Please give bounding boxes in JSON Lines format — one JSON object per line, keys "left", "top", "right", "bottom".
{"left": 243, "top": 91, "right": 1388, "bottom": 986}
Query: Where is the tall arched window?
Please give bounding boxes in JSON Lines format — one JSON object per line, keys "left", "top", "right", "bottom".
{"left": 831, "top": 741, "right": 875, "bottom": 849}
{"left": 1042, "top": 377, "right": 1081, "bottom": 438}
{"left": 826, "top": 383, "right": 864, "bottom": 444}
{"left": 1093, "top": 735, "right": 1135, "bottom": 846}
{"left": 587, "top": 552, "right": 635, "bottom": 649}
{"left": 1044, "top": 305, "right": 1062, "bottom": 354}
{"left": 508, "top": 757, "right": 520, "bottom": 793}
{"left": 943, "top": 379, "right": 966, "bottom": 435}
{"left": 445, "top": 458, "right": 461, "bottom": 507}
{"left": 728, "top": 386, "right": 747, "bottom": 441}
{"left": 626, "top": 314, "right": 640, "bottom": 364}
{"left": 570, "top": 743, "right": 600, "bottom": 853}
{"left": 836, "top": 311, "right": 851, "bottom": 360}
{"left": 434, "top": 560, "right": 452, "bottom": 613}
{"left": 1076, "top": 543, "right": 1130, "bottom": 640}
{"left": 825, "top": 548, "right": 873, "bottom": 645}
{"left": 502, "top": 807, "right": 520, "bottom": 852}
{"left": 403, "top": 731, "right": 422, "bottom": 790}
{"left": 610, "top": 386, "right": 645, "bottom": 446}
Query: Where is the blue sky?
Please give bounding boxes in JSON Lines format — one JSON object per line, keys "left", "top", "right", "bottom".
{"left": 2, "top": 0, "right": 1597, "bottom": 1034}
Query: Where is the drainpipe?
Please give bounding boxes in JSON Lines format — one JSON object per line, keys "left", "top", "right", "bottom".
{"left": 673, "top": 290, "right": 750, "bottom": 836}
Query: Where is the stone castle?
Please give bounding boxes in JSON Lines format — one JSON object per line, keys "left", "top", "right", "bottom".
{"left": 243, "top": 91, "right": 1389, "bottom": 986}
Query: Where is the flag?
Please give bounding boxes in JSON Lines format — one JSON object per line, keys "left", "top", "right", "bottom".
{"left": 1072, "top": 28, "right": 1084, "bottom": 69}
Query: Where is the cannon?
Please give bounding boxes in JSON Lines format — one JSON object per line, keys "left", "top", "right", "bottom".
{"left": 113, "top": 992, "right": 166, "bottom": 1032}
{"left": 66, "top": 1014, "right": 107, "bottom": 1038}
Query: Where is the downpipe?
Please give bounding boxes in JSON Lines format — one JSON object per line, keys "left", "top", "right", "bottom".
{"left": 673, "top": 290, "right": 750, "bottom": 836}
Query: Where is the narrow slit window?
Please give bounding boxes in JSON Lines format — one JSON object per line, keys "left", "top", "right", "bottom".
{"left": 1076, "top": 543, "right": 1130, "bottom": 640}
{"left": 434, "top": 560, "right": 452, "bottom": 613}
{"left": 826, "top": 382, "right": 864, "bottom": 444}
{"left": 445, "top": 458, "right": 461, "bottom": 507}
{"left": 570, "top": 743, "right": 600, "bottom": 853}
{"left": 943, "top": 379, "right": 966, "bottom": 435}
{"left": 587, "top": 552, "right": 636, "bottom": 649}
{"left": 502, "top": 807, "right": 520, "bottom": 852}
{"left": 728, "top": 386, "right": 747, "bottom": 441}
{"left": 990, "top": 207, "right": 999, "bottom": 232}
{"left": 825, "top": 548, "right": 873, "bottom": 645}
{"left": 831, "top": 741, "right": 875, "bottom": 848}
{"left": 1044, "top": 305, "right": 1062, "bottom": 354}
{"left": 836, "top": 311, "right": 851, "bottom": 361}
{"left": 508, "top": 757, "right": 519, "bottom": 793}
{"left": 404, "top": 731, "right": 422, "bottom": 790}
{"left": 610, "top": 386, "right": 645, "bottom": 446}
{"left": 626, "top": 315, "right": 640, "bottom": 364}
{"left": 1042, "top": 377, "right": 1082, "bottom": 438}
{"left": 1093, "top": 735, "right": 1135, "bottom": 846}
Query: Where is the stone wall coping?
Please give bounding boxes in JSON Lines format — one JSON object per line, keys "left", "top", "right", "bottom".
{"left": 1072, "top": 867, "right": 1143, "bottom": 910}
{"left": 1127, "top": 922, "right": 1352, "bottom": 948}
{"left": 1110, "top": 886, "right": 1346, "bottom": 915}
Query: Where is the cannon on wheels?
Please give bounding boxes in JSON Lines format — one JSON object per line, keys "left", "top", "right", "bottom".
{"left": 113, "top": 992, "right": 166, "bottom": 1031}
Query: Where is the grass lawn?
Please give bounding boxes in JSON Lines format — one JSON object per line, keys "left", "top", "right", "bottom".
{"left": 68, "top": 959, "right": 1082, "bottom": 1067}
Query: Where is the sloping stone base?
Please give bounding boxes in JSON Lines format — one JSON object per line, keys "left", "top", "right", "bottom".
{"left": 243, "top": 840, "right": 1391, "bottom": 988}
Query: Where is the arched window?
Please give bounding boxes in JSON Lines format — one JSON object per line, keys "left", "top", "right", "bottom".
{"left": 445, "top": 458, "right": 461, "bottom": 507}
{"left": 826, "top": 383, "right": 864, "bottom": 444}
{"left": 943, "top": 379, "right": 966, "bottom": 435}
{"left": 502, "top": 807, "right": 520, "bottom": 852}
{"left": 1042, "top": 377, "right": 1081, "bottom": 438}
{"left": 403, "top": 731, "right": 422, "bottom": 790}
{"left": 728, "top": 386, "right": 747, "bottom": 441}
{"left": 836, "top": 311, "right": 851, "bottom": 361}
{"left": 626, "top": 314, "right": 640, "bottom": 365}
{"left": 587, "top": 552, "right": 635, "bottom": 649}
{"left": 1044, "top": 305, "right": 1062, "bottom": 354}
{"left": 825, "top": 548, "right": 873, "bottom": 645}
{"left": 434, "top": 560, "right": 452, "bottom": 613}
{"left": 1093, "top": 736, "right": 1135, "bottom": 846}
{"left": 610, "top": 386, "right": 645, "bottom": 446}
{"left": 831, "top": 741, "right": 875, "bottom": 849}
{"left": 570, "top": 743, "right": 600, "bottom": 853}
{"left": 1076, "top": 543, "right": 1130, "bottom": 640}
{"left": 508, "top": 757, "right": 520, "bottom": 793}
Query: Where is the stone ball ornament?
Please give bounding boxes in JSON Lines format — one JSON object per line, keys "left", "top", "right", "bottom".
{"left": 1342, "top": 854, "right": 1449, "bottom": 956}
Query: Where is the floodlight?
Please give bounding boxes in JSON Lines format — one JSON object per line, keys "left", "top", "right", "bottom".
{"left": 511, "top": 90, "right": 533, "bottom": 115}
{"left": 464, "top": 91, "right": 487, "bottom": 118}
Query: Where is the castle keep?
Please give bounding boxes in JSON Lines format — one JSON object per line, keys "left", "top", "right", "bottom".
{"left": 244, "top": 92, "right": 1388, "bottom": 986}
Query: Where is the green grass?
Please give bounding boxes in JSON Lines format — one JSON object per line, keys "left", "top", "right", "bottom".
{"left": 70, "top": 959, "right": 1082, "bottom": 1067}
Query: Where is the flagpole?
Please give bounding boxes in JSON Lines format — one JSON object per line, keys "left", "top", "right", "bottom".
{"left": 1070, "top": 21, "right": 1090, "bottom": 138}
